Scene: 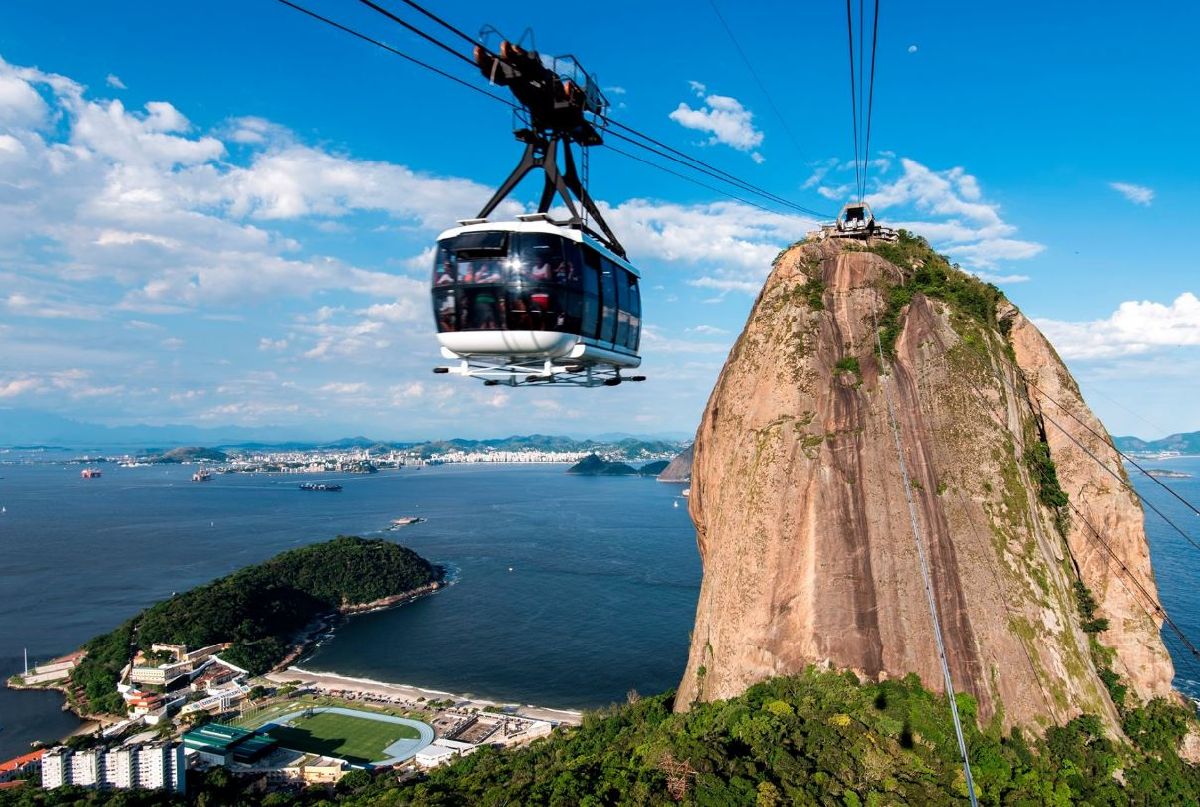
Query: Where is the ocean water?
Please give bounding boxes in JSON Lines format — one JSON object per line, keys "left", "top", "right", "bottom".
{"left": 0, "top": 453, "right": 1197, "bottom": 761}
{"left": 0, "top": 460, "right": 698, "bottom": 758}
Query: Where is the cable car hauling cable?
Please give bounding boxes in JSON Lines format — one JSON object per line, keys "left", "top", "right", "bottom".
{"left": 871, "top": 309, "right": 979, "bottom": 807}
{"left": 273, "top": 0, "right": 516, "bottom": 109}
{"left": 845, "top": 0, "right": 861, "bottom": 202}
{"left": 604, "top": 129, "right": 829, "bottom": 218}
{"left": 921, "top": 325, "right": 1200, "bottom": 670}
{"left": 392, "top": 0, "right": 486, "bottom": 52}
{"left": 601, "top": 143, "right": 788, "bottom": 216}
{"left": 706, "top": 0, "right": 808, "bottom": 156}
{"left": 862, "top": 0, "right": 880, "bottom": 197}
{"left": 354, "top": 0, "right": 478, "bottom": 67}
{"left": 342, "top": 0, "right": 835, "bottom": 220}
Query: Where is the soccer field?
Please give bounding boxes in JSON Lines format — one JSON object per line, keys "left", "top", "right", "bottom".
{"left": 267, "top": 710, "right": 421, "bottom": 764}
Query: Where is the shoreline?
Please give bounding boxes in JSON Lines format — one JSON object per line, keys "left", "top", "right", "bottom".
{"left": 272, "top": 578, "right": 446, "bottom": 673}
{"left": 265, "top": 667, "right": 583, "bottom": 726}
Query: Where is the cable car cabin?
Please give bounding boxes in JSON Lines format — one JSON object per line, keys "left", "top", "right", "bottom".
{"left": 825, "top": 201, "right": 898, "bottom": 242}
{"left": 431, "top": 219, "right": 644, "bottom": 387}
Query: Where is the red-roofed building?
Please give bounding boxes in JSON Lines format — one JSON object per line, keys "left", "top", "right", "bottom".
{"left": 0, "top": 749, "right": 45, "bottom": 782}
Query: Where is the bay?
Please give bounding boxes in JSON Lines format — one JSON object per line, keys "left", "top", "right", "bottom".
{"left": 0, "top": 452, "right": 1198, "bottom": 761}
{"left": 0, "top": 460, "right": 698, "bottom": 758}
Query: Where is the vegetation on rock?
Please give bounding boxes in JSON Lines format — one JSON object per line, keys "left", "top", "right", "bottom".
{"left": 868, "top": 230, "right": 1006, "bottom": 357}
{"left": 68, "top": 537, "right": 440, "bottom": 715}
{"left": 11, "top": 669, "right": 1197, "bottom": 806}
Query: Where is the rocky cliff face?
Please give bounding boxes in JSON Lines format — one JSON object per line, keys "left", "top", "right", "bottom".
{"left": 658, "top": 445, "right": 694, "bottom": 482}
{"left": 678, "top": 236, "right": 1175, "bottom": 731}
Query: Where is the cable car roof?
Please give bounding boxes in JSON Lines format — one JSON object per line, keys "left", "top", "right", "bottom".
{"left": 436, "top": 218, "right": 641, "bottom": 278}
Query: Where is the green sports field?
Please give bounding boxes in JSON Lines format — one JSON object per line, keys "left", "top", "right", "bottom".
{"left": 267, "top": 711, "right": 420, "bottom": 764}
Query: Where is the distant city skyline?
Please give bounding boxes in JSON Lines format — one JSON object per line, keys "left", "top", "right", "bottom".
{"left": 1, "top": 1, "right": 1197, "bottom": 439}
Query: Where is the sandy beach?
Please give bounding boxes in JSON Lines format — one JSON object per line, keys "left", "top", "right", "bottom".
{"left": 264, "top": 667, "right": 584, "bottom": 726}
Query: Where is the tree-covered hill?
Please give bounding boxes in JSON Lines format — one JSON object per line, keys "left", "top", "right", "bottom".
{"left": 68, "top": 537, "right": 441, "bottom": 715}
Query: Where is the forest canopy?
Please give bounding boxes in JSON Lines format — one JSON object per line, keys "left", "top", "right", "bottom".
{"left": 67, "top": 536, "right": 441, "bottom": 715}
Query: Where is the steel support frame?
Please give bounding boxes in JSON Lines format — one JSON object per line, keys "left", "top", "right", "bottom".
{"left": 476, "top": 133, "right": 626, "bottom": 257}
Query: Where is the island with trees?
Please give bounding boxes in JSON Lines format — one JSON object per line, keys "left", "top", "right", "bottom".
{"left": 67, "top": 536, "right": 443, "bottom": 715}
{"left": 567, "top": 454, "right": 669, "bottom": 477}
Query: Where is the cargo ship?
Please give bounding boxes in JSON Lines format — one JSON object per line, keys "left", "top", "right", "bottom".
{"left": 299, "top": 482, "right": 342, "bottom": 492}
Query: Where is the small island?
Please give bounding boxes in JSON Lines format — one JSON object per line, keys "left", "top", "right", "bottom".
{"left": 47, "top": 536, "right": 442, "bottom": 716}
{"left": 143, "top": 445, "right": 229, "bottom": 463}
{"left": 567, "top": 453, "right": 668, "bottom": 476}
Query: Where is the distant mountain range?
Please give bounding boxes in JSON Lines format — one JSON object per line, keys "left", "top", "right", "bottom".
{"left": 1112, "top": 430, "right": 1200, "bottom": 455}
{"left": 0, "top": 409, "right": 690, "bottom": 457}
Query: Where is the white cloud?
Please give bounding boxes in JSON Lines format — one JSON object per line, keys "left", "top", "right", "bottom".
{"left": 105, "top": 73, "right": 126, "bottom": 90}
{"left": 907, "top": 45, "right": 918, "bottom": 53}
{"left": 687, "top": 276, "right": 762, "bottom": 296}
{"left": 0, "top": 72, "right": 49, "bottom": 128}
{"left": 687, "top": 324, "right": 729, "bottom": 335}
{"left": 0, "top": 377, "right": 41, "bottom": 398}
{"left": 605, "top": 199, "right": 815, "bottom": 271}
{"left": 858, "top": 158, "right": 1044, "bottom": 269}
{"left": 1036, "top": 292, "right": 1200, "bottom": 359}
{"left": 669, "top": 87, "right": 764, "bottom": 154}
{"left": 1109, "top": 181, "right": 1154, "bottom": 206}
{"left": 319, "top": 381, "right": 368, "bottom": 395}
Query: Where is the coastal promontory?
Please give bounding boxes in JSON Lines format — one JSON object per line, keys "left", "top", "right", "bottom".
{"left": 65, "top": 536, "right": 442, "bottom": 715}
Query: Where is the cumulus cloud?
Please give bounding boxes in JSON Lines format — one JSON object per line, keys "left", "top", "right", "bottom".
{"left": 669, "top": 83, "right": 764, "bottom": 157}
{"left": 687, "top": 276, "right": 762, "bottom": 296}
{"left": 319, "top": 381, "right": 368, "bottom": 395}
{"left": 105, "top": 73, "right": 126, "bottom": 90}
{"left": 855, "top": 158, "right": 1044, "bottom": 271}
{"left": 1109, "top": 181, "right": 1154, "bottom": 206}
{"left": 1036, "top": 292, "right": 1200, "bottom": 360}
{"left": 605, "top": 199, "right": 814, "bottom": 272}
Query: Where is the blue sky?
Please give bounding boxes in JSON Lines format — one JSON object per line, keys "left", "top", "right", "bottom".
{"left": 0, "top": 0, "right": 1196, "bottom": 440}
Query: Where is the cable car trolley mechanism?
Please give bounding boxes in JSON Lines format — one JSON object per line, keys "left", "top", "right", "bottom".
{"left": 809, "top": 201, "right": 898, "bottom": 243}
{"left": 431, "top": 31, "right": 644, "bottom": 388}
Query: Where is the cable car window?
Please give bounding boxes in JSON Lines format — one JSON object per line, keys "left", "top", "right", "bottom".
{"left": 451, "top": 230, "right": 509, "bottom": 257}
{"left": 433, "top": 243, "right": 456, "bottom": 287}
{"left": 599, "top": 258, "right": 618, "bottom": 343}
{"left": 433, "top": 288, "right": 459, "bottom": 333}
{"left": 515, "top": 232, "right": 565, "bottom": 283}
{"left": 558, "top": 240, "right": 584, "bottom": 332}
{"left": 615, "top": 267, "right": 630, "bottom": 347}
{"left": 506, "top": 289, "right": 535, "bottom": 330}
{"left": 581, "top": 248, "right": 601, "bottom": 339}
{"left": 464, "top": 286, "right": 502, "bottom": 330}
{"left": 625, "top": 272, "right": 641, "bottom": 351}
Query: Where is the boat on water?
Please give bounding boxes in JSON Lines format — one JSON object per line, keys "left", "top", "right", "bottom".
{"left": 299, "top": 482, "right": 342, "bottom": 492}
{"left": 80, "top": 468, "right": 102, "bottom": 479}
{"left": 681, "top": 487, "right": 690, "bottom": 498}
{"left": 388, "top": 516, "right": 426, "bottom": 529}
{"left": 192, "top": 470, "right": 212, "bottom": 482}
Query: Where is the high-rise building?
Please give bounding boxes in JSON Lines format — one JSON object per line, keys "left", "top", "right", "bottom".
{"left": 40, "top": 743, "right": 185, "bottom": 794}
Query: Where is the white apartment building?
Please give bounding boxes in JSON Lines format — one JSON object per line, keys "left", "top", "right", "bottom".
{"left": 41, "top": 743, "right": 185, "bottom": 794}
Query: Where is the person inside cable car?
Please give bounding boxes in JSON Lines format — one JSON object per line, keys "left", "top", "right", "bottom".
{"left": 469, "top": 286, "right": 501, "bottom": 329}
{"left": 435, "top": 259, "right": 456, "bottom": 286}
{"left": 437, "top": 290, "right": 457, "bottom": 331}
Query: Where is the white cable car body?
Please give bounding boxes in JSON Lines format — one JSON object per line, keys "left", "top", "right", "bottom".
{"left": 432, "top": 216, "right": 642, "bottom": 387}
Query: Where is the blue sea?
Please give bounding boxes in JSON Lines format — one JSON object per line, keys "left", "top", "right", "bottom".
{"left": 0, "top": 458, "right": 698, "bottom": 758}
{"left": 0, "top": 453, "right": 1197, "bottom": 760}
